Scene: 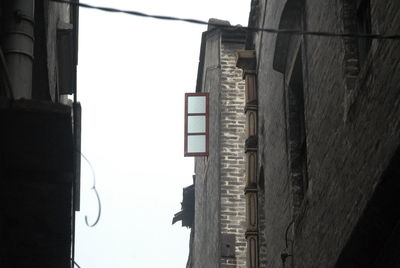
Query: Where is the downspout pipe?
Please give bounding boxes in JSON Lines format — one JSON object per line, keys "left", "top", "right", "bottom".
{"left": 2, "top": 0, "right": 35, "bottom": 99}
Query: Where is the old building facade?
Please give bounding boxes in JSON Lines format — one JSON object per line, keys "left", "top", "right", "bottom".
{"left": 0, "top": 1, "right": 80, "bottom": 267}
{"left": 237, "top": 0, "right": 400, "bottom": 267}
{"left": 179, "top": 0, "right": 400, "bottom": 268}
{"left": 176, "top": 21, "right": 249, "bottom": 268}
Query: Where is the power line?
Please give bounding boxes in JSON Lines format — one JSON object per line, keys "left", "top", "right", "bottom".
{"left": 49, "top": 0, "right": 400, "bottom": 40}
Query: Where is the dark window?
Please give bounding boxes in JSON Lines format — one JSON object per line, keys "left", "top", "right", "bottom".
{"left": 184, "top": 93, "right": 209, "bottom": 157}
{"left": 356, "top": 0, "right": 372, "bottom": 67}
{"left": 57, "top": 23, "right": 75, "bottom": 95}
{"left": 287, "top": 49, "right": 308, "bottom": 205}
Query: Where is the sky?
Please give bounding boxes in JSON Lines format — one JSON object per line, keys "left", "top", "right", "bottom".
{"left": 75, "top": 1, "right": 250, "bottom": 267}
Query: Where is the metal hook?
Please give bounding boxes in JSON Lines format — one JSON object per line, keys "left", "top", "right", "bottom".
{"left": 85, "top": 185, "right": 101, "bottom": 227}
{"left": 81, "top": 153, "right": 102, "bottom": 227}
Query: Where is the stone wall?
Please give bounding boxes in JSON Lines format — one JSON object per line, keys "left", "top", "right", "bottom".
{"left": 296, "top": 1, "right": 400, "bottom": 267}
{"left": 252, "top": 0, "right": 400, "bottom": 267}
{"left": 219, "top": 42, "right": 247, "bottom": 268}
{"left": 189, "top": 28, "right": 247, "bottom": 268}
{"left": 192, "top": 29, "right": 221, "bottom": 268}
{"left": 252, "top": 1, "right": 294, "bottom": 267}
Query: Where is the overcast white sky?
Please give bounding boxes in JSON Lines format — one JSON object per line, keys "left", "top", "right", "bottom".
{"left": 75, "top": 1, "right": 250, "bottom": 267}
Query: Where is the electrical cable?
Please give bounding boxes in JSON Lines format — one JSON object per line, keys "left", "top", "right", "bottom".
{"left": 80, "top": 153, "right": 102, "bottom": 228}
{"left": 48, "top": 0, "right": 400, "bottom": 40}
{"left": 280, "top": 220, "right": 294, "bottom": 267}
{"left": 284, "top": 220, "right": 294, "bottom": 249}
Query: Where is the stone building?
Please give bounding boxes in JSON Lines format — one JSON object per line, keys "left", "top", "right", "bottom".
{"left": 177, "top": 0, "right": 400, "bottom": 267}
{"left": 236, "top": 0, "right": 400, "bottom": 267}
{"left": 174, "top": 20, "right": 249, "bottom": 268}
{"left": 0, "top": 1, "right": 80, "bottom": 267}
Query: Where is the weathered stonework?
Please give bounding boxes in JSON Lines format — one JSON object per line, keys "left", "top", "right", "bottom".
{"left": 220, "top": 41, "right": 247, "bottom": 268}
{"left": 237, "top": 49, "right": 259, "bottom": 268}
{"left": 247, "top": 0, "right": 400, "bottom": 267}
{"left": 187, "top": 1, "right": 400, "bottom": 267}
{"left": 187, "top": 26, "right": 247, "bottom": 268}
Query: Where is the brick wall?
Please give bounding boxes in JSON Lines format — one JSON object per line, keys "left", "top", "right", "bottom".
{"left": 190, "top": 28, "right": 247, "bottom": 268}
{"left": 219, "top": 42, "right": 247, "bottom": 268}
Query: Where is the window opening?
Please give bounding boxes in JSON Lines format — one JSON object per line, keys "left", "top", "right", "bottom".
{"left": 287, "top": 48, "right": 308, "bottom": 206}
{"left": 356, "top": 0, "right": 372, "bottom": 68}
{"left": 184, "top": 93, "right": 209, "bottom": 156}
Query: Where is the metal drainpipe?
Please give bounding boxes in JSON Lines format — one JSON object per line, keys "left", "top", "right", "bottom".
{"left": 2, "top": 0, "right": 35, "bottom": 99}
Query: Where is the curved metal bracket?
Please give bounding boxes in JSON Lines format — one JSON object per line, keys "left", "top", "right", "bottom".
{"left": 81, "top": 153, "right": 102, "bottom": 228}
{"left": 85, "top": 185, "right": 101, "bottom": 227}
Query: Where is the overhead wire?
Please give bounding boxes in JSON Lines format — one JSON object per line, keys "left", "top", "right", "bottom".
{"left": 48, "top": 0, "right": 400, "bottom": 40}
{"left": 281, "top": 220, "right": 294, "bottom": 268}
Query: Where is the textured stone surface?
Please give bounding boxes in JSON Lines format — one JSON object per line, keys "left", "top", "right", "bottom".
{"left": 252, "top": 0, "right": 400, "bottom": 267}
{"left": 189, "top": 28, "right": 246, "bottom": 268}
{"left": 219, "top": 42, "right": 247, "bottom": 268}
{"left": 192, "top": 30, "right": 221, "bottom": 268}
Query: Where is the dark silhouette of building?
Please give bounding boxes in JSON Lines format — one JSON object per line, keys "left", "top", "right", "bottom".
{"left": 0, "top": 1, "right": 80, "bottom": 267}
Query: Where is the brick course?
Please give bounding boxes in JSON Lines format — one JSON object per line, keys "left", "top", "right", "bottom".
{"left": 220, "top": 42, "right": 247, "bottom": 268}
